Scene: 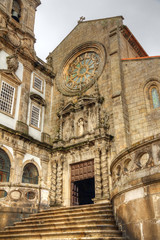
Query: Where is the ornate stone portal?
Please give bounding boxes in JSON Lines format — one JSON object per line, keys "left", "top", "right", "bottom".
{"left": 50, "top": 91, "right": 111, "bottom": 206}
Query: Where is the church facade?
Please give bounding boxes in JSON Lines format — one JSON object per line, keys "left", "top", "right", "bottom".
{"left": 0, "top": 0, "right": 160, "bottom": 239}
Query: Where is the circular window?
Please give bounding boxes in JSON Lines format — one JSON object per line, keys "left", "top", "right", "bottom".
{"left": 65, "top": 52, "right": 100, "bottom": 91}
{"left": 26, "top": 191, "right": 36, "bottom": 200}
{"left": 56, "top": 42, "right": 106, "bottom": 96}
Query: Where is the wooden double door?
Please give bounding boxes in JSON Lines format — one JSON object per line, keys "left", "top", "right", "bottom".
{"left": 71, "top": 159, "right": 95, "bottom": 206}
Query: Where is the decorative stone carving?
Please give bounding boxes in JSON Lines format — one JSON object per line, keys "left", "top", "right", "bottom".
{"left": 56, "top": 157, "right": 64, "bottom": 205}
{"left": 111, "top": 144, "right": 157, "bottom": 188}
{"left": 139, "top": 153, "right": 150, "bottom": 168}
{"left": 100, "top": 112, "right": 110, "bottom": 130}
{"left": 7, "top": 31, "right": 20, "bottom": 47}
{"left": 50, "top": 161, "right": 57, "bottom": 205}
{"left": 10, "top": 190, "right": 21, "bottom": 200}
{"left": 56, "top": 42, "right": 106, "bottom": 96}
{"left": 6, "top": 54, "right": 19, "bottom": 72}
{"left": 58, "top": 95, "right": 105, "bottom": 141}
{"left": 30, "top": 93, "right": 46, "bottom": 106}
{"left": 0, "top": 14, "right": 6, "bottom": 28}
{"left": 77, "top": 118, "right": 84, "bottom": 136}
{"left": 94, "top": 148, "right": 102, "bottom": 199}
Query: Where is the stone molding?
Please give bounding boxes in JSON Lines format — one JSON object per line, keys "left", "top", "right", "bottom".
{"left": 110, "top": 136, "right": 160, "bottom": 199}
{"left": 56, "top": 41, "right": 106, "bottom": 96}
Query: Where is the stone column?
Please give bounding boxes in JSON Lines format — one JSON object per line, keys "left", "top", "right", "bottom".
{"left": 109, "top": 24, "right": 131, "bottom": 152}
{"left": 59, "top": 116, "right": 63, "bottom": 140}
{"left": 94, "top": 148, "right": 102, "bottom": 200}
{"left": 50, "top": 160, "right": 57, "bottom": 206}
{"left": 16, "top": 62, "right": 33, "bottom": 134}
{"left": 13, "top": 149, "right": 25, "bottom": 184}
{"left": 101, "top": 143, "right": 110, "bottom": 200}
{"left": 95, "top": 102, "right": 100, "bottom": 128}
{"left": 56, "top": 157, "right": 64, "bottom": 205}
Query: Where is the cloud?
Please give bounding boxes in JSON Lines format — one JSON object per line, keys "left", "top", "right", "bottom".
{"left": 34, "top": 0, "right": 160, "bottom": 60}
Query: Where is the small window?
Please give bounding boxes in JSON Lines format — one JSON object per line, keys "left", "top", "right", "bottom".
{"left": 22, "top": 163, "right": 39, "bottom": 184}
{"left": 0, "top": 149, "right": 10, "bottom": 182}
{"left": 30, "top": 104, "right": 41, "bottom": 128}
{"left": 0, "top": 81, "right": 15, "bottom": 114}
{"left": 33, "top": 77, "right": 43, "bottom": 92}
{"left": 151, "top": 87, "right": 160, "bottom": 109}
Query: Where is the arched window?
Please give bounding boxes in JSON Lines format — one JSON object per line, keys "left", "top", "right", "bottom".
{"left": 11, "top": 0, "right": 21, "bottom": 22}
{"left": 22, "top": 163, "right": 39, "bottom": 184}
{"left": 151, "top": 87, "right": 160, "bottom": 109}
{"left": 0, "top": 149, "right": 11, "bottom": 182}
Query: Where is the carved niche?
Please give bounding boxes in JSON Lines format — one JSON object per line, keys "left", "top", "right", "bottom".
{"left": 57, "top": 96, "right": 102, "bottom": 141}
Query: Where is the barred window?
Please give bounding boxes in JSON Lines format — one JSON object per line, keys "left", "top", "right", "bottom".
{"left": 33, "top": 77, "right": 42, "bottom": 92}
{"left": 0, "top": 81, "right": 15, "bottom": 114}
{"left": 31, "top": 105, "right": 40, "bottom": 128}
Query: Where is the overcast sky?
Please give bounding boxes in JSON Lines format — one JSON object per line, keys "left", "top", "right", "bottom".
{"left": 34, "top": 0, "right": 160, "bottom": 61}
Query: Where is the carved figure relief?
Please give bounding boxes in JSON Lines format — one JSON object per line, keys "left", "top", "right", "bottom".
{"left": 6, "top": 54, "right": 19, "bottom": 72}
{"left": 77, "top": 118, "right": 84, "bottom": 136}
{"left": 58, "top": 95, "right": 105, "bottom": 142}
{"left": 62, "top": 115, "right": 72, "bottom": 141}
{"left": 7, "top": 31, "right": 20, "bottom": 47}
{"left": 111, "top": 145, "right": 156, "bottom": 188}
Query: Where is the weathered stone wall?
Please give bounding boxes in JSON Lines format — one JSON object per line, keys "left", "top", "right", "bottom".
{"left": 122, "top": 57, "right": 160, "bottom": 145}
{"left": 111, "top": 136, "right": 160, "bottom": 240}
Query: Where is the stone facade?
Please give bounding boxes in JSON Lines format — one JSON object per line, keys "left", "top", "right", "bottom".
{"left": 0, "top": 1, "right": 160, "bottom": 239}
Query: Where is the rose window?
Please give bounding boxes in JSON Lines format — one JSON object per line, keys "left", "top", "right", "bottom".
{"left": 65, "top": 52, "right": 100, "bottom": 91}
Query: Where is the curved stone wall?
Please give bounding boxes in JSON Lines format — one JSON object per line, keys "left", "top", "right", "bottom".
{"left": 111, "top": 136, "right": 160, "bottom": 240}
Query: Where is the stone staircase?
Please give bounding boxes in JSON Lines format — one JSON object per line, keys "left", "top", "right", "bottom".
{"left": 0, "top": 202, "right": 125, "bottom": 240}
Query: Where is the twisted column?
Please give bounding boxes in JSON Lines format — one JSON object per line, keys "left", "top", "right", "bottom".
{"left": 94, "top": 148, "right": 102, "bottom": 199}
{"left": 50, "top": 160, "right": 57, "bottom": 206}
{"left": 56, "top": 157, "right": 64, "bottom": 205}
{"left": 101, "top": 144, "right": 110, "bottom": 199}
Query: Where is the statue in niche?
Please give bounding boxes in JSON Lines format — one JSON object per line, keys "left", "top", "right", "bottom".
{"left": 77, "top": 118, "right": 84, "bottom": 136}
{"left": 83, "top": 109, "right": 88, "bottom": 133}
{"left": 63, "top": 115, "right": 71, "bottom": 141}
{"left": 88, "top": 108, "right": 96, "bottom": 133}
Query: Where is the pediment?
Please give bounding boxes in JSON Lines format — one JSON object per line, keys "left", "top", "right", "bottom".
{"left": 59, "top": 101, "right": 75, "bottom": 116}
{"left": 0, "top": 70, "right": 21, "bottom": 85}
{"left": 30, "top": 93, "right": 46, "bottom": 106}
{"left": 75, "top": 95, "right": 98, "bottom": 108}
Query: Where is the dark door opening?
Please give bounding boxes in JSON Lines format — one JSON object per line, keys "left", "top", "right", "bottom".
{"left": 71, "top": 177, "right": 95, "bottom": 205}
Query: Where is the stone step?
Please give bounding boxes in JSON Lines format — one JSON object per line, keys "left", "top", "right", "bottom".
{"left": 22, "top": 209, "right": 113, "bottom": 221}
{"left": 36, "top": 203, "right": 112, "bottom": 216}
{"left": 0, "top": 237, "right": 125, "bottom": 240}
{"left": 14, "top": 213, "right": 115, "bottom": 225}
{"left": 0, "top": 229, "right": 123, "bottom": 239}
{"left": 15, "top": 214, "right": 114, "bottom": 226}
{"left": 0, "top": 203, "right": 125, "bottom": 240}
{"left": 8, "top": 219, "right": 116, "bottom": 229}
{"left": 1, "top": 224, "right": 118, "bottom": 235}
